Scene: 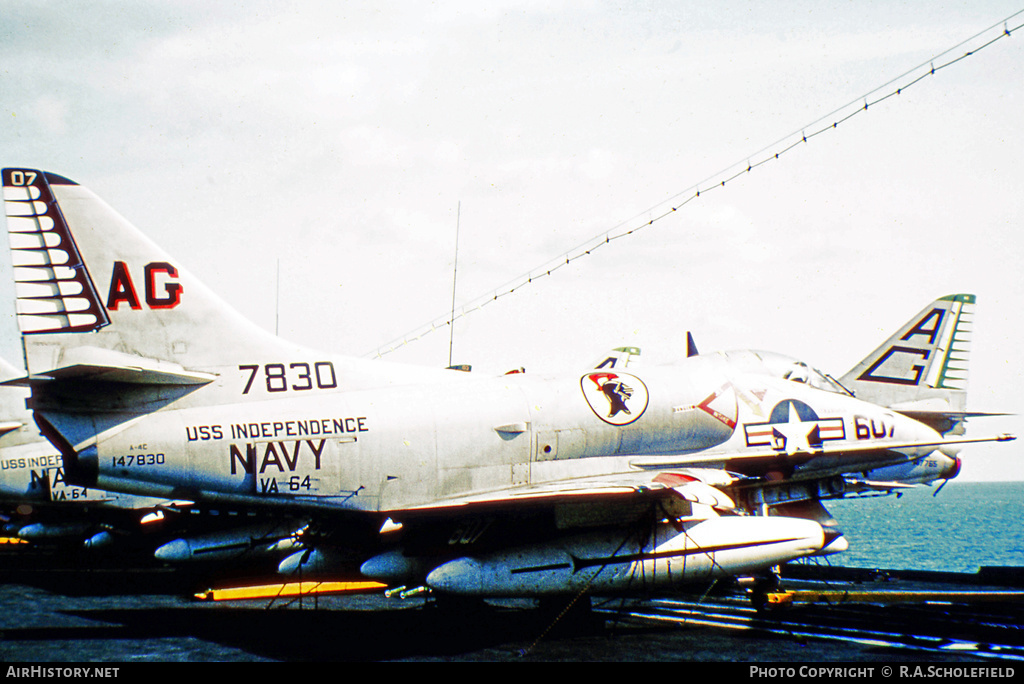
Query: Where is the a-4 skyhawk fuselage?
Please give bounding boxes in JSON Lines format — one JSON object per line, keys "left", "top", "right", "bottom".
{"left": 52, "top": 356, "right": 947, "bottom": 515}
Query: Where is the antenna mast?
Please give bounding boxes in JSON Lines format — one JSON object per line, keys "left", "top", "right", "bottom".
{"left": 448, "top": 202, "right": 461, "bottom": 368}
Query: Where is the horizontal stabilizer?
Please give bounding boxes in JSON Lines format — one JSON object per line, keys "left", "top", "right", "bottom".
{"left": 16, "top": 363, "right": 216, "bottom": 387}
{"left": 0, "top": 357, "right": 25, "bottom": 385}
{"left": 2, "top": 347, "right": 216, "bottom": 387}
{"left": 898, "top": 409, "right": 1012, "bottom": 436}
{"left": 0, "top": 421, "right": 24, "bottom": 436}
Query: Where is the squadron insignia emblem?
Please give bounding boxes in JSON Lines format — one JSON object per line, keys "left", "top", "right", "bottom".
{"left": 581, "top": 371, "right": 649, "bottom": 426}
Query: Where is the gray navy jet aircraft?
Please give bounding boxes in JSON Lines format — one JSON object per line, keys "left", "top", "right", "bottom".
{"left": 0, "top": 168, "right": 1012, "bottom": 598}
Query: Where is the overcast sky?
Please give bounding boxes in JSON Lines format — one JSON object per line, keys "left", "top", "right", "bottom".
{"left": 2, "top": 1, "right": 1022, "bottom": 480}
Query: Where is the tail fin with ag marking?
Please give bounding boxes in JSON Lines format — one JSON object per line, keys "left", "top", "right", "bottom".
{"left": 839, "top": 294, "right": 976, "bottom": 435}
{"left": 2, "top": 168, "right": 301, "bottom": 381}
{"left": 2, "top": 167, "right": 464, "bottom": 490}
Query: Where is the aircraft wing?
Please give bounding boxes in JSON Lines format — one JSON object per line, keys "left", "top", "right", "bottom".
{"left": 394, "top": 469, "right": 738, "bottom": 516}
{"left": 627, "top": 433, "right": 1015, "bottom": 480}
{"left": 383, "top": 431, "right": 1014, "bottom": 519}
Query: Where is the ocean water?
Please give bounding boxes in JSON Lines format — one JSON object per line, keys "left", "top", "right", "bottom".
{"left": 819, "top": 481, "right": 1024, "bottom": 573}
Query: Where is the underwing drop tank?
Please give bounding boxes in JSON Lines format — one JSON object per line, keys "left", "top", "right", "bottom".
{"left": 154, "top": 523, "right": 302, "bottom": 563}
{"left": 423, "top": 515, "right": 832, "bottom": 597}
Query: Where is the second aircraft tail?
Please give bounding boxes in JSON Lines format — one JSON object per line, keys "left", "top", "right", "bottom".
{"left": 839, "top": 294, "right": 976, "bottom": 434}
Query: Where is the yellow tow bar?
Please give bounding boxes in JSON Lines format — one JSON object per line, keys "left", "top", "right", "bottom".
{"left": 195, "top": 580, "right": 387, "bottom": 601}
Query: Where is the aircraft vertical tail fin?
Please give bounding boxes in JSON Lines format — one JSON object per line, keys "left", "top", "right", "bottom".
{"left": 839, "top": 294, "right": 975, "bottom": 433}
{"left": 590, "top": 346, "right": 641, "bottom": 370}
{"left": 2, "top": 168, "right": 299, "bottom": 381}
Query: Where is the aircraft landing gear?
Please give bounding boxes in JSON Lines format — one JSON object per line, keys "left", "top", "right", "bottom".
{"left": 749, "top": 571, "right": 781, "bottom": 613}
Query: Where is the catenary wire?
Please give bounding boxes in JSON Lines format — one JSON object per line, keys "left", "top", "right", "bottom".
{"left": 368, "top": 11, "right": 1024, "bottom": 359}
